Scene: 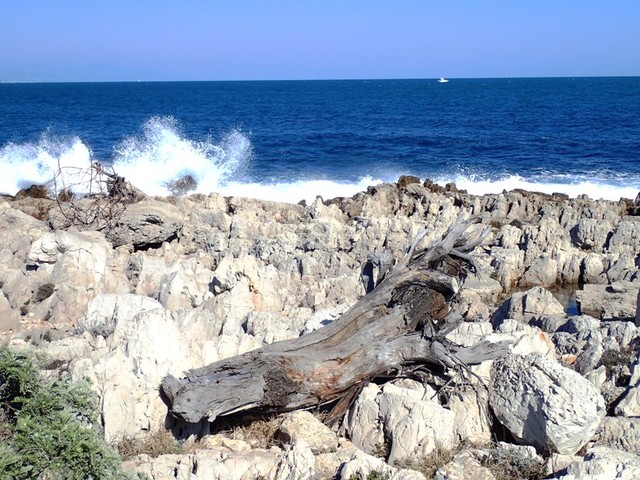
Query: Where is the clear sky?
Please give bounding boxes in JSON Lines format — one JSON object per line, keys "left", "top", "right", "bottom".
{"left": 1, "top": 0, "right": 639, "bottom": 82}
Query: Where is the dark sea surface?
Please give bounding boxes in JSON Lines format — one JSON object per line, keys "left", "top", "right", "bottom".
{"left": 1, "top": 77, "right": 639, "bottom": 202}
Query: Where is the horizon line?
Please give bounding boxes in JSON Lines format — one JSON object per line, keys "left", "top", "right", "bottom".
{"left": 1, "top": 74, "right": 640, "bottom": 85}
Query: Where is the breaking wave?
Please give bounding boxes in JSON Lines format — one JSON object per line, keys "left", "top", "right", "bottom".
{"left": 0, "top": 116, "right": 638, "bottom": 203}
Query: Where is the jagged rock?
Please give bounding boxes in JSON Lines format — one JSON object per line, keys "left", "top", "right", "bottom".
{"left": 338, "top": 448, "right": 426, "bottom": 480}
{"left": 435, "top": 450, "right": 495, "bottom": 480}
{"left": 80, "top": 293, "right": 163, "bottom": 337}
{"left": 276, "top": 411, "right": 339, "bottom": 455}
{"left": 490, "top": 353, "right": 605, "bottom": 454}
{"left": 25, "top": 230, "right": 129, "bottom": 325}
{"left": 4, "top": 184, "right": 640, "bottom": 475}
{"left": 125, "top": 446, "right": 294, "bottom": 480}
{"left": 576, "top": 281, "right": 639, "bottom": 320}
{"left": 594, "top": 417, "right": 640, "bottom": 454}
{"left": 600, "top": 320, "right": 639, "bottom": 349}
{"left": 552, "top": 447, "right": 640, "bottom": 480}
{"left": 346, "top": 380, "right": 457, "bottom": 463}
{"left": 614, "top": 351, "right": 640, "bottom": 417}
{"left": 492, "top": 286, "right": 565, "bottom": 327}
{"left": 519, "top": 254, "right": 559, "bottom": 287}
{"left": 106, "top": 200, "right": 184, "bottom": 248}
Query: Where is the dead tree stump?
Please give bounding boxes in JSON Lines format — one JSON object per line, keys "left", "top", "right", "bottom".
{"left": 161, "top": 214, "right": 510, "bottom": 424}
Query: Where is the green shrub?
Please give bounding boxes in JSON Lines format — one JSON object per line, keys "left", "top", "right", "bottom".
{"left": 0, "top": 345, "right": 144, "bottom": 479}
{"left": 0, "top": 347, "right": 40, "bottom": 416}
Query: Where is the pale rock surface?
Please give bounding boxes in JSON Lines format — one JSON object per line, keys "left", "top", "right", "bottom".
{"left": 0, "top": 292, "right": 20, "bottom": 332}
{"left": 519, "top": 254, "right": 559, "bottom": 287}
{"left": 155, "top": 253, "right": 215, "bottom": 310}
{"left": 26, "top": 230, "right": 129, "bottom": 324}
{"left": 346, "top": 383, "right": 386, "bottom": 454}
{"left": 492, "top": 286, "right": 565, "bottom": 327}
{"left": 69, "top": 301, "right": 217, "bottom": 441}
{"left": 448, "top": 388, "right": 492, "bottom": 444}
{"left": 126, "top": 449, "right": 280, "bottom": 480}
{"left": 435, "top": 450, "right": 495, "bottom": 480}
{"left": 338, "top": 448, "right": 426, "bottom": 480}
{"left": 576, "top": 281, "right": 639, "bottom": 320}
{"left": 552, "top": 447, "right": 640, "bottom": 480}
{"left": 490, "top": 353, "right": 605, "bottom": 454}
{"left": 594, "top": 417, "right": 640, "bottom": 454}
{"left": 80, "top": 293, "right": 163, "bottom": 337}
{"left": 614, "top": 351, "right": 640, "bottom": 417}
{"left": 106, "top": 200, "right": 184, "bottom": 248}
{"left": 276, "top": 411, "right": 339, "bottom": 455}
{"left": 347, "top": 380, "right": 456, "bottom": 463}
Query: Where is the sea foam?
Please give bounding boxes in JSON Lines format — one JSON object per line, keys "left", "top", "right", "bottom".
{"left": 435, "top": 174, "right": 640, "bottom": 203}
{"left": 0, "top": 134, "right": 94, "bottom": 194}
{"left": 0, "top": 117, "right": 638, "bottom": 204}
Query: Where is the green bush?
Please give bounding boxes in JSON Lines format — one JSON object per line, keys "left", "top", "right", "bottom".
{"left": 0, "top": 345, "right": 143, "bottom": 479}
{"left": 0, "top": 348, "right": 40, "bottom": 416}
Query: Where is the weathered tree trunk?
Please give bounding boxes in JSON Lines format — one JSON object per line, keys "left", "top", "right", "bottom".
{"left": 161, "top": 214, "right": 510, "bottom": 424}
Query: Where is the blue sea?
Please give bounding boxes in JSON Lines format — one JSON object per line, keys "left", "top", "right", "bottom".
{"left": 1, "top": 77, "right": 639, "bottom": 203}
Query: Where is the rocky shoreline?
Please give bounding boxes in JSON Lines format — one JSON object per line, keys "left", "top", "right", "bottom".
{"left": 1, "top": 178, "right": 640, "bottom": 479}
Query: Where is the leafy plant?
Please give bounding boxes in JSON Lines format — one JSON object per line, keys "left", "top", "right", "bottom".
{"left": 0, "top": 345, "right": 144, "bottom": 479}
{"left": 0, "top": 347, "right": 40, "bottom": 416}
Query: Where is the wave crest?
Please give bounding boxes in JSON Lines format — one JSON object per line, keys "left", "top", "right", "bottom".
{"left": 0, "top": 133, "right": 93, "bottom": 194}
{"left": 112, "top": 116, "right": 252, "bottom": 196}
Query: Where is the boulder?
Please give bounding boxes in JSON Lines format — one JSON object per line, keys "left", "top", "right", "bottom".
{"left": 338, "top": 448, "right": 426, "bottom": 480}
{"left": 346, "top": 380, "right": 456, "bottom": 463}
{"left": 106, "top": 200, "right": 184, "bottom": 248}
{"left": 490, "top": 353, "right": 605, "bottom": 454}
{"left": 576, "top": 281, "right": 639, "bottom": 320}
{"left": 276, "top": 411, "right": 339, "bottom": 454}
{"left": 492, "top": 286, "right": 565, "bottom": 327}
{"left": 25, "top": 230, "right": 129, "bottom": 324}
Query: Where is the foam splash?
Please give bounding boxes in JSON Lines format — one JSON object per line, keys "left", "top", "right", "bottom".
{"left": 435, "top": 174, "right": 640, "bottom": 202}
{"left": 1, "top": 118, "right": 638, "bottom": 204}
{"left": 0, "top": 134, "right": 94, "bottom": 195}
{"left": 112, "top": 116, "right": 251, "bottom": 196}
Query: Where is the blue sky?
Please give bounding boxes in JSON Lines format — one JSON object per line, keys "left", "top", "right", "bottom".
{"left": 1, "top": 1, "right": 639, "bottom": 82}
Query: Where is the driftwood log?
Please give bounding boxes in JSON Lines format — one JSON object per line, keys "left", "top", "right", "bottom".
{"left": 161, "top": 214, "right": 511, "bottom": 425}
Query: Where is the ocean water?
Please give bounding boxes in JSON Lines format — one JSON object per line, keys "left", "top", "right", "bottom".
{"left": 1, "top": 77, "right": 639, "bottom": 204}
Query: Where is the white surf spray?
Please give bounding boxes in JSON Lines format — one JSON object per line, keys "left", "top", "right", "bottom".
{"left": 1, "top": 117, "right": 637, "bottom": 204}
{"left": 110, "top": 116, "right": 384, "bottom": 203}
{"left": 112, "top": 116, "right": 251, "bottom": 197}
{"left": 433, "top": 173, "right": 640, "bottom": 202}
{"left": 0, "top": 134, "right": 94, "bottom": 195}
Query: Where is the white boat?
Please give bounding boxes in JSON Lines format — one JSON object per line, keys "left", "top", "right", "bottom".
{"left": 438, "top": 77, "right": 449, "bottom": 83}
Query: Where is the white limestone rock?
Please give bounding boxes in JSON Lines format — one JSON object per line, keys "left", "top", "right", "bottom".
{"left": 576, "top": 281, "right": 639, "bottom": 320}
{"left": 552, "top": 447, "right": 640, "bottom": 480}
{"left": 276, "top": 410, "right": 339, "bottom": 454}
{"left": 490, "top": 353, "right": 605, "bottom": 455}
{"left": 81, "top": 293, "right": 163, "bottom": 337}
{"left": 106, "top": 200, "right": 184, "bottom": 248}
{"left": 492, "top": 286, "right": 565, "bottom": 327}
{"left": 435, "top": 450, "right": 495, "bottom": 480}
{"left": 615, "top": 351, "right": 640, "bottom": 417}
{"left": 346, "top": 380, "right": 456, "bottom": 464}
